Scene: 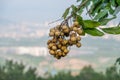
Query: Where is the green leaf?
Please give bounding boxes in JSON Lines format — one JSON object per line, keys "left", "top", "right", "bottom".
{"left": 77, "top": 0, "right": 81, "bottom": 2}
{"left": 99, "top": 17, "right": 116, "bottom": 25}
{"left": 113, "top": 6, "right": 120, "bottom": 15}
{"left": 111, "top": 0, "right": 116, "bottom": 7}
{"left": 62, "top": 8, "right": 70, "bottom": 19}
{"left": 84, "top": 28, "right": 104, "bottom": 36}
{"left": 71, "top": 5, "right": 77, "bottom": 12}
{"left": 101, "top": 26, "right": 120, "bottom": 34}
{"left": 117, "top": 0, "right": 120, "bottom": 5}
{"left": 83, "top": 20, "right": 100, "bottom": 28}
{"left": 78, "top": 6, "right": 84, "bottom": 15}
{"left": 94, "top": 8, "right": 108, "bottom": 20}
{"left": 115, "top": 57, "right": 120, "bottom": 65}
{"left": 76, "top": 15, "right": 83, "bottom": 25}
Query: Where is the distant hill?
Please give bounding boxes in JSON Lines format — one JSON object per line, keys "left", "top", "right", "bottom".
{"left": 0, "top": 35, "right": 119, "bottom": 73}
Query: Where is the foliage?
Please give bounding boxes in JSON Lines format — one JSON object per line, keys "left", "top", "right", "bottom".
{"left": 0, "top": 60, "right": 120, "bottom": 80}
{"left": 62, "top": 0, "right": 120, "bottom": 36}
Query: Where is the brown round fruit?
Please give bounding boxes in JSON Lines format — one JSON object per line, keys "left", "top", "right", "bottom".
{"left": 68, "top": 40, "right": 73, "bottom": 46}
{"left": 64, "top": 49, "right": 69, "bottom": 54}
{"left": 63, "top": 28, "right": 70, "bottom": 34}
{"left": 62, "top": 25, "right": 68, "bottom": 30}
{"left": 52, "top": 38, "right": 57, "bottom": 43}
{"left": 54, "top": 55, "right": 61, "bottom": 59}
{"left": 62, "top": 52, "right": 66, "bottom": 57}
{"left": 73, "top": 21, "right": 79, "bottom": 26}
{"left": 76, "top": 42, "right": 81, "bottom": 48}
{"left": 77, "top": 36, "right": 81, "bottom": 41}
{"left": 50, "top": 28, "right": 55, "bottom": 33}
{"left": 77, "top": 29, "right": 83, "bottom": 35}
{"left": 70, "top": 33, "right": 77, "bottom": 37}
{"left": 52, "top": 46, "right": 57, "bottom": 50}
{"left": 49, "top": 50, "right": 55, "bottom": 55}
{"left": 48, "top": 43, "right": 54, "bottom": 48}
{"left": 49, "top": 32, "right": 54, "bottom": 36}
{"left": 55, "top": 31, "right": 60, "bottom": 36}
{"left": 47, "top": 40, "right": 51, "bottom": 45}
{"left": 62, "top": 40, "right": 68, "bottom": 45}
{"left": 61, "top": 46, "right": 67, "bottom": 51}
{"left": 56, "top": 25, "right": 60, "bottom": 29}
{"left": 58, "top": 38, "right": 63, "bottom": 42}
{"left": 70, "top": 36, "right": 77, "bottom": 42}
{"left": 60, "top": 32, "right": 64, "bottom": 36}
{"left": 73, "top": 27, "right": 78, "bottom": 32}
{"left": 57, "top": 43, "right": 62, "bottom": 49}
{"left": 57, "top": 51, "right": 63, "bottom": 56}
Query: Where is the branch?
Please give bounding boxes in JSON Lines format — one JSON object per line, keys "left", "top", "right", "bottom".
{"left": 64, "top": 0, "right": 89, "bottom": 22}
{"left": 86, "top": 7, "right": 93, "bottom": 19}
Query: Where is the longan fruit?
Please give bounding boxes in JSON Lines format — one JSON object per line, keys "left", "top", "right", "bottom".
{"left": 64, "top": 49, "right": 69, "bottom": 54}
{"left": 57, "top": 51, "right": 63, "bottom": 56}
{"left": 76, "top": 42, "right": 81, "bottom": 48}
{"left": 52, "top": 38, "right": 57, "bottom": 43}
{"left": 58, "top": 38, "right": 63, "bottom": 42}
{"left": 52, "top": 45, "right": 57, "bottom": 50}
{"left": 68, "top": 40, "right": 73, "bottom": 46}
{"left": 62, "top": 52, "right": 66, "bottom": 57}
{"left": 70, "top": 36, "right": 77, "bottom": 42}
{"left": 48, "top": 43, "right": 54, "bottom": 48}
{"left": 49, "top": 50, "right": 55, "bottom": 55}
{"left": 73, "top": 21, "right": 79, "bottom": 26}
{"left": 49, "top": 32, "right": 54, "bottom": 36}
{"left": 70, "top": 33, "right": 77, "bottom": 37}
{"left": 55, "top": 31, "right": 60, "bottom": 36}
{"left": 62, "top": 40, "right": 68, "bottom": 45}
{"left": 63, "top": 28, "right": 70, "bottom": 34}
{"left": 62, "top": 25, "right": 68, "bottom": 30}
{"left": 50, "top": 28, "right": 55, "bottom": 33}
{"left": 76, "top": 36, "right": 81, "bottom": 41}
{"left": 60, "top": 32, "right": 64, "bottom": 36}
{"left": 54, "top": 55, "right": 61, "bottom": 59}
{"left": 47, "top": 40, "right": 52, "bottom": 45}
{"left": 73, "top": 27, "right": 78, "bottom": 32}
{"left": 77, "top": 29, "right": 83, "bottom": 35}
{"left": 57, "top": 43, "right": 62, "bottom": 49}
{"left": 61, "top": 46, "right": 67, "bottom": 51}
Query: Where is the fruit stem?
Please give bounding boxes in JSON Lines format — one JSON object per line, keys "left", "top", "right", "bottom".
{"left": 61, "top": 0, "right": 89, "bottom": 26}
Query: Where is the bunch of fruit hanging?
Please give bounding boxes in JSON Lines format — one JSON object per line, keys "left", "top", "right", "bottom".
{"left": 47, "top": 20, "right": 83, "bottom": 59}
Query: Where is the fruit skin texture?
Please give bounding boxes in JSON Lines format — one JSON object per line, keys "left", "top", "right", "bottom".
{"left": 64, "top": 49, "right": 69, "bottom": 54}
{"left": 70, "top": 36, "right": 77, "bottom": 42}
{"left": 49, "top": 32, "right": 54, "bottom": 36}
{"left": 52, "top": 46, "right": 57, "bottom": 50}
{"left": 55, "top": 31, "right": 60, "bottom": 36}
{"left": 73, "top": 21, "right": 79, "bottom": 26}
{"left": 77, "top": 29, "right": 83, "bottom": 35}
{"left": 77, "top": 36, "right": 81, "bottom": 41}
{"left": 62, "top": 25, "right": 68, "bottom": 30}
{"left": 49, "top": 50, "right": 55, "bottom": 55}
{"left": 76, "top": 42, "right": 81, "bottom": 48}
{"left": 48, "top": 20, "right": 83, "bottom": 59}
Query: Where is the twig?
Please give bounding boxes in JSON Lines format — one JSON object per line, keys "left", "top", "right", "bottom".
{"left": 86, "top": 6, "right": 93, "bottom": 19}
{"left": 48, "top": 18, "right": 63, "bottom": 25}
{"left": 63, "top": 0, "right": 89, "bottom": 22}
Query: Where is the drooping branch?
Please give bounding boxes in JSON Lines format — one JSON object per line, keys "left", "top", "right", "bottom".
{"left": 64, "top": 0, "right": 89, "bottom": 22}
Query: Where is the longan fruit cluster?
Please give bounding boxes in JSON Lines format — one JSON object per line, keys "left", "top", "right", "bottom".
{"left": 47, "top": 21, "right": 83, "bottom": 59}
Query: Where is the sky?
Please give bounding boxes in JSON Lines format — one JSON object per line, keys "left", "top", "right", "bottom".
{"left": 0, "top": 0, "right": 119, "bottom": 39}
{"left": 0, "top": 0, "right": 75, "bottom": 22}
{"left": 0, "top": 0, "right": 76, "bottom": 39}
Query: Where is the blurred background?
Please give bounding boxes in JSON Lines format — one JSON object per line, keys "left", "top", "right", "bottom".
{"left": 0, "top": 0, "right": 120, "bottom": 79}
